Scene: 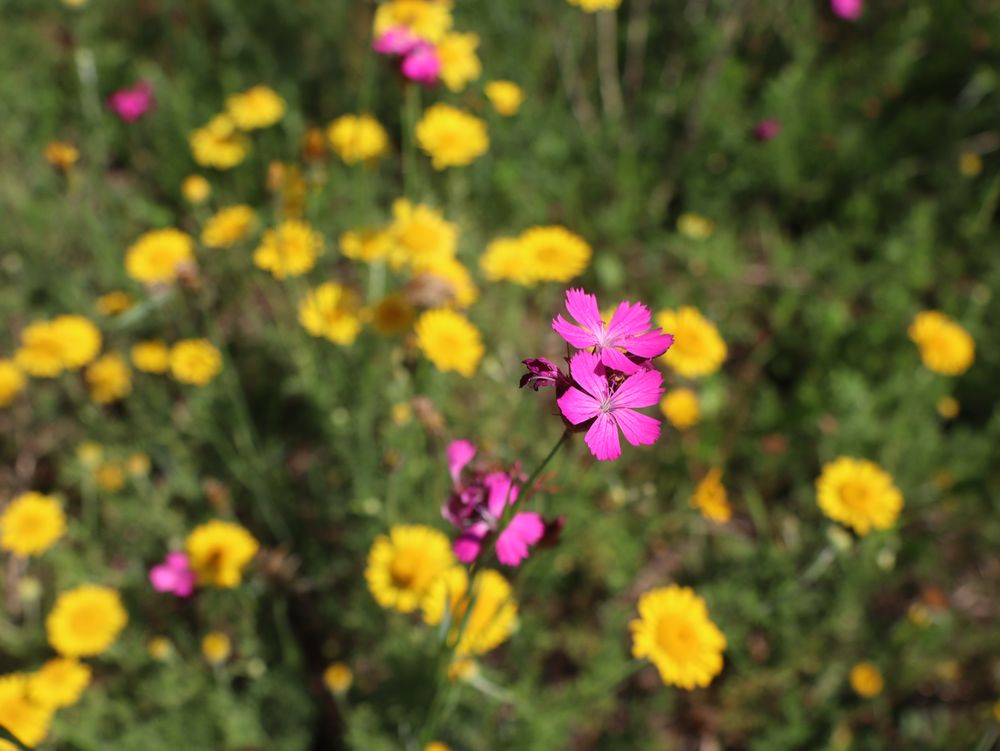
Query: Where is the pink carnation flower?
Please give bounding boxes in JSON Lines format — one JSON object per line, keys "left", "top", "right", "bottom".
{"left": 373, "top": 25, "right": 423, "bottom": 56}
{"left": 443, "top": 440, "right": 544, "bottom": 567}
{"left": 753, "top": 118, "right": 781, "bottom": 141}
{"left": 108, "top": 81, "right": 154, "bottom": 123}
{"left": 149, "top": 551, "right": 196, "bottom": 597}
{"left": 831, "top": 0, "right": 863, "bottom": 20}
{"left": 400, "top": 43, "right": 441, "bottom": 85}
{"left": 556, "top": 351, "right": 663, "bottom": 461}
{"left": 552, "top": 288, "right": 673, "bottom": 374}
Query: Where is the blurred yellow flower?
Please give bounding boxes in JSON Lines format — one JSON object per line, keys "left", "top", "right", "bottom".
{"left": 849, "top": 662, "right": 883, "bottom": 697}
{"left": 567, "top": 0, "right": 622, "bottom": 10}
{"left": 322, "top": 662, "right": 353, "bottom": 694}
{"left": 415, "top": 308, "right": 484, "bottom": 377}
{"left": 86, "top": 354, "right": 132, "bottom": 404}
{"left": 816, "top": 457, "right": 903, "bottom": 536}
{"left": 298, "top": 283, "right": 363, "bottom": 345}
{"left": 447, "top": 657, "right": 478, "bottom": 682}
{"left": 201, "top": 205, "right": 256, "bottom": 249}
{"left": 485, "top": 80, "right": 523, "bottom": 116}
{"left": 96, "top": 291, "right": 134, "bottom": 316}
{"left": 76, "top": 442, "right": 103, "bottom": 467}
{"left": 388, "top": 199, "right": 459, "bottom": 269}
{"left": 125, "top": 228, "right": 195, "bottom": 285}
{"left": 370, "top": 294, "right": 416, "bottom": 336}
{"left": 656, "top": 307, "right": 726, "bottom": 378}
{"left": 519, "top": 226, "right": 592, "bottom": 283}
{"left": 424, "top": 743, "right": 450, "bottom": 751}
{"left": 630, "top": 585, "right": 726, "bottom": 689}
{"left": 186, "top": 520, "right": 259, "bottom": 588}
{"left": 340, "top": 227, "right": 392, "bottom": 263}
{"left": 959, "top": 151, "right": 982, "bottom": 178}
{"left": 660, "top": 388, "right": 700, "bottom": 429}
{"left": 181, "top": 174, "right": 211, "bottom": 204}
{"left": 15, "top": 321, "right": 65, "bottom": 377}
{"left": 908, "top": 311, "right": 974, "bottom": 376}
{"left": 416, "top": 104, "right": 489, "bottom": 170}
{"left": 691, "top": 469, "right": 730, "bottom": 522}
{"left": 365, "top": 524, "right": 454, "bottom": 613}
{"left": 190, "top": 114, "right": 250, "bottom": 169}
{"left": 28, "top": 658, "right": 91, "bottom": 709}
{"left": 46, "top": 585, "right": 128, "bottom": 657}
{"left": 127, "top": 452, "right": 151, "bottom": 477}
{"left": 0, "top": 492, "right": 65, "bottom": 557}
{"left": 937, "top": 396, "right": 959, "bottom": 419}
{"left": 52, "top": 315, "right": 102, "bottom": 370}
{"left": 44, "top": 140, "right": 78, "bottom": 170}
{"left": 413, "top": 256, "right": 479, "bottom": 308}
{"left": 131, "top": 340, "right": 170, "bottom": 373}
{"left": 253, "top": 220, "right": 323, "bottom": 278}
{"left": 479, "top": 237, "right": 535, "bottom": 286}
{"left": 677, "top": 212, "right": 715, "bottom": 239}
{"left": 391, "top": 401, "right": 413, "bottom": 425}
{"left": 226, "top": 85, "right": 286, "bottom": 130}
{"left": 0, "top": 360, "right": 25, "bottom": 406}
{"left": 0, "top": 674, "right": 52, "bottom": 748}
{"left": 373, "top": 0, "right": 453, "bottom": 43}
{"left": 422, "top": 567, "right": 518, "bottom": 656}
{"left": 62, "top": 0, "right": 87, "bottom": 6}
{"left": 170, "top": 339, "right": 223, "bottom": 386}
{"left": 95, "top": 463, "right": 125, "bottom": 492}
{"left": 327, "top": 114, "right": 390, "bottom": 164}
{"left": 201, "top": 632, "right": 232, "bottom": 665}
{"left": 437, "top": 32, "right": 481, "bottom": 92}
{"left": 146, "top": 636, "right": 174, "bottom": 661}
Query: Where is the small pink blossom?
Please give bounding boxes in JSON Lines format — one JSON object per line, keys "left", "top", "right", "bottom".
{"left": 400, "top": 44, "right": 441, "bottom": 86}
{"left": 108, "top": 81, "right": 154, "bottom": 123}
{"left": 149, "top": 551, "right": 196, "bottom": 597}
{"left": 753, "top": 118, "right": 781, "bottom": 141}
{"left": 443, "top": 441, "right": 544, "bottom": 566}
{"left": 831, "top": 0, "right": 863, "bottom": 20}
{"left": 556, "top": 351, "right": 663, "bottom": 462}
{"left": 552, "top": 288, "right": 673, "bottom": 374}
{"left": 519, "top": 357, "right": 569, "bottom": 392}
{"left": 373, "top": 26, "right": 423, "bottom": 56}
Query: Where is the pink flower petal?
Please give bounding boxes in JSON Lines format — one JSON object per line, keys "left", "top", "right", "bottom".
{"left": 600, "top": 346, "right": 641, "bottom": 375}
{"left": 585, "top": 412, "right": 621, "bottom": 461}
{"left": 484, "top": 472, "right": 518, "bottom": 518}
{"left": 557, "top": 386, "right": 601, "bottom": 425}
{"left": 626, "top": 329, "right": 674, "bottom": 359}
{"left": 454, "top": 522, "right": 488, "bottom": 563}
{"left": 612, "top": 408, "right": 661, "bottom": 447}
{"left": 610, "top": 368, "right": 663, "bottom": 409}
{"left": 496, "top": 512, "right": 545, "bottom": 566}
{"left": 564, "top": 288, "right": 604, "bottom": 333}
{"left": 831, "top": 0, "right": 862, "bottom": 20}
{"left": 164, "top": 551, "right": 190, "bottom": 571}
{"left": 401, "top": 44, "right": 441, "bottom": 85}
{"left": 605, "top": 301, "right": 650, "bottom": 341}
{"left": 446, "top": 440, "right": 477, "bottom": 485}
{"left": 149, "top": 565, "right": 178, "bottom": 593}
{"left": 567, "top": 351, "right": 609, "bottom": 402}
{"left": 552, "top": 314, "right": 598, "bottom": 349}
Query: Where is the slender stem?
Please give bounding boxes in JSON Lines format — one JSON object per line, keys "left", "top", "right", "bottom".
{"left": 402, "top": 83, "right": 422, "bottom": 200}
{"left": 521, "top": 429, "right": 571, "bottom": 504}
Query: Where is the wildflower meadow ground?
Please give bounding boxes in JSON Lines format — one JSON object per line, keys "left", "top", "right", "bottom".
{"left": 1, "top": 1, "right": 999, "bottom": 750}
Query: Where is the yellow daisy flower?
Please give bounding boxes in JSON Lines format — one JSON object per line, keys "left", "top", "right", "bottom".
{"left": 95, "top": 291, "right": 134, "bottom": 316}
{"left": 131, "top": 340, "right": 170, "bottom": 373}
{"left": 907, "top": 311, "right": 975, "bottom": 376}
{"left": 0, "top": 674, "right": 52, "bottom": 748}
{"left": 629, "top": 585, "right": 727, "bottom": 689}
{"left": 365, "top": 524, "right": 454, "bottom": 613}
{"left": 676, "top": 212, "right": 715, "bottom": 240}
{"left": 201, "top": 205, "right": 256, "bottom": 249}
{"left": 413, "top": 256, "right": 479, "bottom": 308}
{"left": 226, "top": 85, "right": 286, "bottom": 130}
{"left": 0, "top": 492, "right": 65, "bottom": 557}
{"left": 816, "top": 457, "right": 903, "bottom": 535}
{"left": 484, "top": 80, "right": 523, "bottom": 116}
{"left": 373, "top": 0, "right": 453, "bottom": 43}
{"left": 656, "top": 307, "right": 726, "bottom": 378}
{"left": 0, "top": 360, "right": 26, "bottom": 406}
{"left": 298, "top": 282, "right": 363, "bottom": 345}
{"left": 327, "top": 114, "right": 390, "bottom": 165}
{"left": 660, "top": 388, "right": 700, "bottom": 429}
{"left": 414, "top": 308, "right": 484, "bottom": 377}
{"left": 339, "top": 227, "right": 392, "bottom": 263}
{"left": 422, "top": 567, "right": 518, "bottom": 656}
{"left": 181, "top": 174, "right": 211, "bottom": 204}
{"left": 190, "top": 114, "right": 250, "bottom": 169}
{"left": 253, "top": 220, "right": 324, "bottom": 278}
{"left": 690, "top": 469, "right": 730, "bottom": 522}
{"left": 44, "top": 140, "right": 78, "bottom": 170}
{"left": 85, "top": 353, "right": 132, "bottom": 404}
{"left": 95, "top": 463, "right": 125, "bottom": 492}
{"left": 169, "top": 339, "right": 222, "bottom": 386}
{"left": 125, "top": 228, "right": 195, "bottom": 285}
{"left": 437, "top": 32, "right": 481, "bottom": 92}
{"left": 849, "top": 662, "right": 883, "bottom": 697}
{"left": 322, "top": 663, "right": 353, "bottom": 694}
{"left": 415, "top": 104, "right": 489, "bottom": 170}
{"left": 186, "top": 520, "right": 259, "bottom": 588}
{"left": 15, "top": 321, "right": 65, "bottom": 377}
{"left": 201, "top": 632, "right": 232, "bottom": 664}
{"left": 518, "top": 226, "right": 592, "bottom": 283}
{"left": 46, "top": 585, "right": 128, "bottom": 658}
{"left": 387, "top": 199, "right": 459, "bottom": 269}
{"left": 28, "top": 658, "right": 91, "bottom": 709}
{"left": 479, "top": 237, "right": 535, "bottom": 286}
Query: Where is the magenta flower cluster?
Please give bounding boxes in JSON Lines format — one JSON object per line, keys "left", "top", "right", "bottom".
{"left": 373, "top": 26, "right": 442, "bottom": 86}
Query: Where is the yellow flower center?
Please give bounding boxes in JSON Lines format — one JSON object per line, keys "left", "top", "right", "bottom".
{"left": 389, "top": 548, "right": 424, "bottom": 589}
{"left": 839, "top": 480, "right": 871, "bottom": 511}
{"left": 655, "top": 616, "right": 696, "bottom": 657}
